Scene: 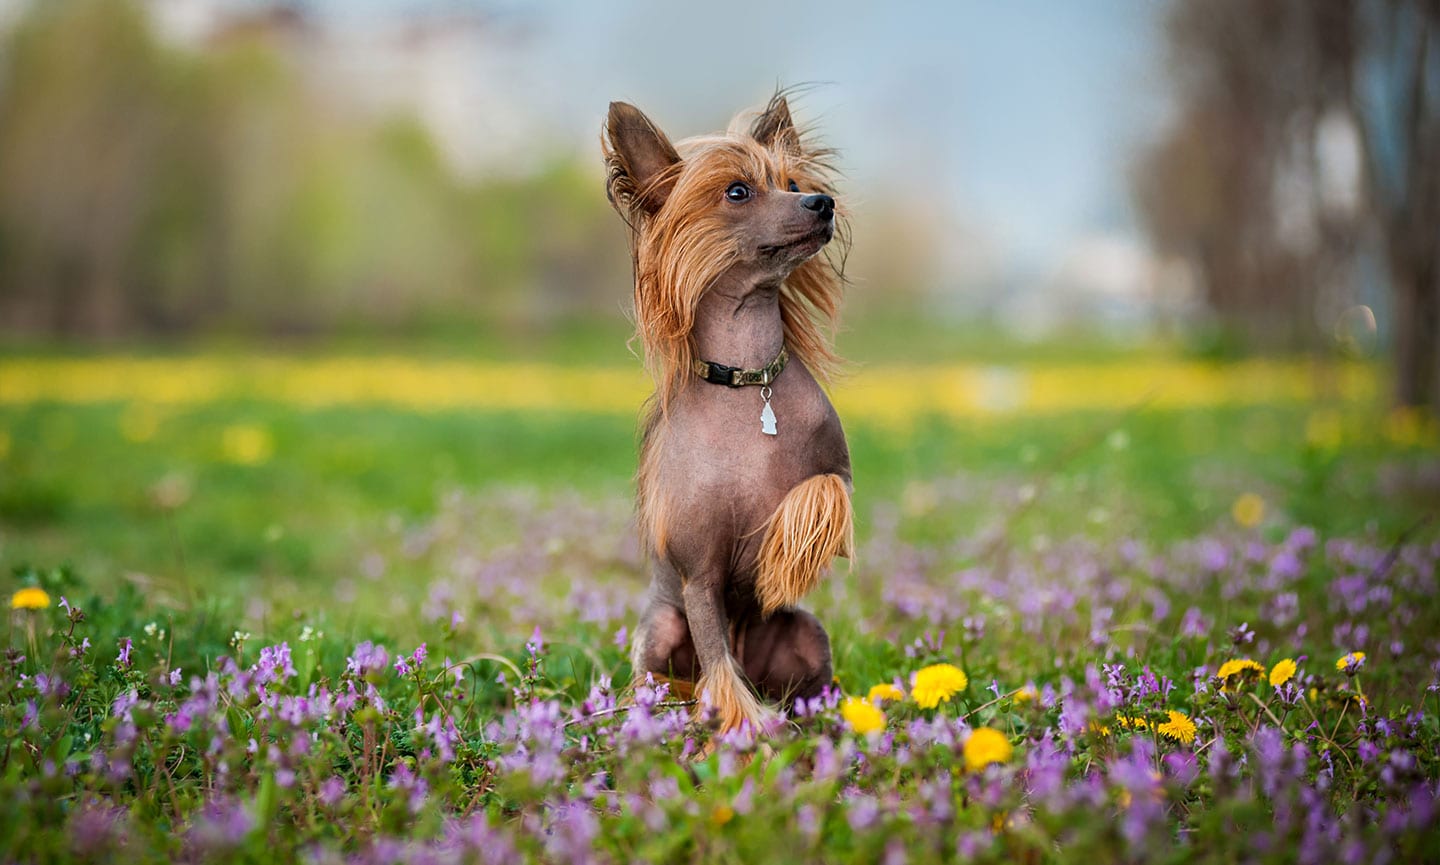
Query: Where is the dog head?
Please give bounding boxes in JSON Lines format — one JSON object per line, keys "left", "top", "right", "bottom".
{"left": 602, "top": 93, "right": 846, "bottom": 403}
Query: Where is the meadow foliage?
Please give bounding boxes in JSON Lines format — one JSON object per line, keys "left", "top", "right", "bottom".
{"left": 5, "top": 491, "right": 1440, "bottom": 862}
{"left": 2, "top": 352, "right": 1439, "bottom": 862}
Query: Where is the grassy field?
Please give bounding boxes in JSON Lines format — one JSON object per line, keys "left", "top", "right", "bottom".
{"left": 0, "top": 345, "right": 1413, "bottom": 608}
{"left": 2, "top": 334, "right": 1439, "bottom": 862}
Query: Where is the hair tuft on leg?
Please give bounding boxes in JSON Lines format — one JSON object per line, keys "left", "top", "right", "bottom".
{"left": 755, "top": 473, "right": 853, "bottom": 618}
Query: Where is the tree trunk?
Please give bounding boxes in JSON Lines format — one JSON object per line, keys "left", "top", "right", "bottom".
{"left": 1391, "top": 262, "right": 1439, "bottom": 408}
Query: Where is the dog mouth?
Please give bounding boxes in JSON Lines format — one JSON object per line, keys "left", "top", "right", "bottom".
{"left": 758, "top": 224, "right": 834, "bottom": 258}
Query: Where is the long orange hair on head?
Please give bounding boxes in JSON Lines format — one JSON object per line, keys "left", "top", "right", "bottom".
{"left": 603, "top": 91, "right": 849, "bottom": 415}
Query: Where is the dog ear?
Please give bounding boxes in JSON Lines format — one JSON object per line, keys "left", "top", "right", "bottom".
{"left": 604, "top": 102, "right": 681, "bottom": 216}
{"left": 750, "top": 94, "right": 801, "bottom": 154}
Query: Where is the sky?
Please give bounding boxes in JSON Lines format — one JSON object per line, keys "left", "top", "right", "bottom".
{"left": 534, "top": 1, "right": 1172, "bottom": 265}
{"left": 253, "top": 0, "right": 1174, "bottom": 276}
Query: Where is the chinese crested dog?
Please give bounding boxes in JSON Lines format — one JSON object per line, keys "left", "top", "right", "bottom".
{"left": 602, "top": 93, "right": 853, "bottom": 734}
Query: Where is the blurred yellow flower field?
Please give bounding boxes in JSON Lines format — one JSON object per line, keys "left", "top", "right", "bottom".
{"left": 0, "top": 356, "right": 1383, "bottom": 426}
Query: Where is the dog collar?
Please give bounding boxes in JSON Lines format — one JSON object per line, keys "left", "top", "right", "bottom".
{"left": 693, "top": 346, "right": 788, "bottom": 387}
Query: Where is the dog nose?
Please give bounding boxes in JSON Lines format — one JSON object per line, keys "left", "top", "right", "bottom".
{"left": 800, "top": 193, "right": 834, "bottom": 221}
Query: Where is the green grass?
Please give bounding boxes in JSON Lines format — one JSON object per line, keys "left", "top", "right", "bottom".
{"left": 2, "top": 388, "right": 1433, "bottom": 633}
{"left": 3, "top": 339, "right": 1439, "bottom": 864}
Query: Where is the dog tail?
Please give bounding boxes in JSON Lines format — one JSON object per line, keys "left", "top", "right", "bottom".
{"left": 755, "top": 473, "right": 853, "bottom": 618}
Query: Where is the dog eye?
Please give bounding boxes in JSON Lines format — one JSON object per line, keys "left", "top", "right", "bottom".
{"left": 725, "top": 182, "right": 752, "bottom": 202}
{"left": 788, "top": 179, "right": 800, "bottom": 193}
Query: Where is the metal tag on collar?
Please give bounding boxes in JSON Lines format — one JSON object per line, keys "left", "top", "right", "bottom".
{"left": 760, "top": 385, "right": 777, "bottom": 436}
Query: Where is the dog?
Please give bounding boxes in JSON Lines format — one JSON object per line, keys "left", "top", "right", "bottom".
{"left": 602, "top": 93, "right": 854, "bottom": 734}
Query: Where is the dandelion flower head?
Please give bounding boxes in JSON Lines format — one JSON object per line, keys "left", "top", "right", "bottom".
{"left": 1269, "top": 658, "right": 1297, "bottom": 687}
{"left": 1336, "top": 651, "right": 1366, "bottom": 673}
{"left": 1231, "top": 493, "right": 1265, "bottom": 528}
{"left": 841, "top": 697, "right": 886, "bottom": 735}
{"left": 1157, "top": 710, "right": 1197, "bottom": 745}
{"left": 10, "top": 587, "right": 51, "bottom": 610}
{"left": 221, "top": 423, "right": 275, "bottom": 466}
{"left": 867, "top": 683, "right": 905, "bottom": 704}
{"left": 963, "top": 727, "right": 1013, "bottom": 771}
{"left": 1216, "top": 658, "right": 1265, "bottom": 691}
{"left": 1217, "top": 658, "right": 1264, "bottom": 678}
{"left": 911, "top": 663, "right": 968, "bottom": 709}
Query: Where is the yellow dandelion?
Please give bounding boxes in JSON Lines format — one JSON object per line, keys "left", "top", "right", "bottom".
{"left": 841, "top": 697, "right": 887, "bottom": 736}
{"left": 1013, "top": 684, "right": 1038, "bottom": 704}
{"left": 221, "top": 424, "right": 274, "bottom": 466}
{"left": 1216, "top": 658, "right": 1264, "bottom": 679}
{"left": 1216, "top": 658, "right": 1265, "bottom": 691}
{"left": 10, "top": 587, "right": 51, "bottom": 610}
{"left": 1088, "top": 721, "right": 1112, "bottom": 736}
{"left": 1231, "top": 493, "right": 1265, "bottom": 528}
{"left": 1157, "top": 711, "right": 1197, "bottom": 746}
{"left": 1116, "top": 714, "right": 1149, "bottom": 731}
{"left": 709, "top": 804, "right": 734, "bottom": 827}
{"left": 963, "top": 727, "right": 1013, "bottom": 771}
{"left": 1269, "top": 658, "right": 1297, "bottom": 687}
{"left": 912, "top": 663, "right": 968, "bottom": 709}
{"left": 1336, "top": 652, "right": 1366, "bottom": 674}
{"left": 866, "top": 683, "right": 905, "bottom": 704}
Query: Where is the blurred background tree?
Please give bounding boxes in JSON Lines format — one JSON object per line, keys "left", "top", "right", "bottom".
{"left": 1134, "top": 0, "right": 1438, "bottom": 408}
{"left": 1354, "top": 0, "right": 1440, "bottom": 411}
{"left": 0, "top": 0, "right": 1435, "bottom": 414}
{"left": 0, "top": 0, "right": 630, "bottom": 339}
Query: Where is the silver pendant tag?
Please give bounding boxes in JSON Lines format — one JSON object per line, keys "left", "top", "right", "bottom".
{"left": 760, "top": 386, "right": 777, "bottom": 435}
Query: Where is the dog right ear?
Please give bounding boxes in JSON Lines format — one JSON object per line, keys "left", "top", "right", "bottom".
{"left": 604, "top": 102, "right": 681, "bottom": 216}
{"left": 750, "top": 94, "right": 801, "bottom": 155}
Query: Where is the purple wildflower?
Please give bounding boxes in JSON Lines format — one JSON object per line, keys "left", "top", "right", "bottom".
{"left": 387, "top": 763, "right": 428, "bottom": 814}
{"left": 253, "top": 643, "right": 296, "bottom": 685}
{"left": 186, "top": 797, "right": 255, "bottom": 854}
{"left": 1180, "top": 607, "right": 1210, "bottom": 639}
{"left": 319, "top": 776, "right": 345, "bottom": 807}
{"left": 345, "top": 641, "right": 389, "bottom": 678}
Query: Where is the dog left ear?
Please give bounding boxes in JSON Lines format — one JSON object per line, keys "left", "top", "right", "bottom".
{"left": 750, "top": 94, "right": 801, "bottom": 154}
{"left": 604, "top": 102, "right": 681, "bottom": 216}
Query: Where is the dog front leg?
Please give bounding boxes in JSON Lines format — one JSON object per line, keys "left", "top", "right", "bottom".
{"left": 681, "top": 576, "right": 775, "bottom": 734}
{"left": 629, "top": 600, "right": 699, "bottom": 699}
